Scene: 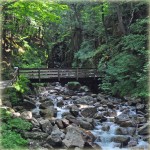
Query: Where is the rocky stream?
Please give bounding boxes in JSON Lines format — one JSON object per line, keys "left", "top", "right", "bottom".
{"left": 3, "top": 82, "right": 150, "bottom": 150}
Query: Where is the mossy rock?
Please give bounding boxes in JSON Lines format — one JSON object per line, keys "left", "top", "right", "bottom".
{"left": 66, "top": 82, "right": 81, "bottom": 91}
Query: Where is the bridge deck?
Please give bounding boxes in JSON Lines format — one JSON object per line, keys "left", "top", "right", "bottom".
{"left": 0, "top": 68, "right": 100, "bottom": 88}
{"left": 19, "top": 68, "right": 100, "bottom": 81}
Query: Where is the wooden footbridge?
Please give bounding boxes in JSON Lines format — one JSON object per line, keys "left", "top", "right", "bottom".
{"left": 0, "top": 67, "right": 100, "bottom": 89}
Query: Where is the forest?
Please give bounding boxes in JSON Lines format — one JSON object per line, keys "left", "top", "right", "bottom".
{"left": 0, "top": 0, "right": 149, "bottom": 150}
{"left": 1, "top": 0, "right": 149, "bottom": 98}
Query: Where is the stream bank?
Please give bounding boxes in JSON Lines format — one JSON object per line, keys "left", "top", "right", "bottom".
{"left": 1, "top": 82, "right": 150, "bottom": 150}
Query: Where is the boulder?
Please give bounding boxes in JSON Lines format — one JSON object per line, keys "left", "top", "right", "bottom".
{"left": 137, "top": 117, "right": 147, "bottom": 124}
{"left": 75, "top": 96, "right": 95, "bottom": 105}
{"left": 65, "top": 114, "right": 78, "bottom": 124}
{"left": 12, "top": 112, "right": 21, "bottom": 118}
{"left": 136, "top": 103, "right": 145, "bottom": 111}
{"left": 46, "top": 125, "right": 65, "bottom": 147}
{"left": 40, "top": 106, "right": 57, "bottom": 118}
{"left": 128, "top": 139, "right": 138, "bottom": 147}
{"left": 13, "top": 106, "right": 24, "bottom": 111}
{"left": 115, "top": 127, "right": 128, "bottom": 135}
{"left": 66, "top": 82, "right": 81, "bottom": 91}
{"left": 81, "top": 107, "right": 97, "bottom": 118}
{"left": 70, "top": 105, "right": 79, "bottom": 117}
{"left": 80, "top": 85, "right": 90, "bottom": 92}
{"left": 40, "top": 101, "right": 54, "bottom": 109}
{"left": 107, "top": 109, "right": 117, "bottom": 117}
{"left": 57, "top": 100, "right": 64, "bottom": 107}
{"left": 97, "top": 93, "right": 107, "bottom": 103}
{"left": 77, "top": 118, "right": 94, "bottom": 130}
{"left": 24, "top": 131, "right": 49, "bottom": 139}
{"left": 21, "top": 111, "right": 32, "bottom": 120}
{"left": 49, "top": 89, "right": 58, "bottom": 94}
{"left": 138, "top": 122, "right": 149, "bottom": 135}
{"left": 112, "top": 135, "right": 130, "bottom": 146}
{"left": 94, "top": 112, "right": 103, "bottom": 119}
{"left": 39, "top": 119, "right": 53, "bottom": 134}
{"left": 55, "top": 119, "right": 64, "bottom": 129}
{"left": 107, "top": 102, "right": 115, "bottom": 109}
{"left": 82, "top": 130, "right": 97, "bottom": 148}
{"left": 62, "top": 118, "right": 70, "bottom": 127}
{"left": 31, "top": 118, "right": 40, "bottom": 127}
{"left": 2, "top": 100, "right": 12, "bottom": 107}
{"left": 115, "top": 113, "right": 135, "bottom": 127}
{"left": 101, "top": 124, "right": 110, "bottom": 132}
{"left": 71, "top": 96, "right": 80, "bottom": 100}
{"left": 22, "top": 99, "right": 36, "bottom": 110}
{"left": 62, "top": 125, "right": 85, "bottom": 148}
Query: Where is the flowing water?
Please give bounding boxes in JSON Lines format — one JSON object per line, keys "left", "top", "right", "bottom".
{"left": 33, "top": 91, "right": 149, "bottom": 150}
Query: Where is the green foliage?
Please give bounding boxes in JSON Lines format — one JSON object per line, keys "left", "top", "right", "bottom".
{"left": 129, "top": 18, "right": 148, "bottom": 34}
{"left": 0, "top": 109, "right": 32, "bottom": 149}
{"left": 13, "top": 75, "right": 30, "bottom": 94}
{"left": 73, "top": 40, "right": 95, "bottom": 67}
{"left": 7, "top": 118, "right": 32, "bottom": 131}
{"left": 1, "top": 130, "right": 28, "bottom": 149}
{"left": 98, "top": 51, "right": 148, "bottom": 98}
{"left": 3, "top": 88, "right": 20, "bottom": 105}
{"left": 121, "top": 34, "right": 147, "bottom": 55}
{"left": 0, "top": 108, "right": 12, "bottom": 121}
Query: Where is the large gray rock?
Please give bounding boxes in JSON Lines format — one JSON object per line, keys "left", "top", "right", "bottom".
{"left": 138, "top": 122, "right": 149, "bottom": 135}
{"left": 77, "top": 118, "right": 94, "bottom": 130}
{"left": 136, "top": 103, "right": 145, "bottom": 111}
{"left": 46, "top": 125, "right": 65, "bottom": 147}
{"left": 81, "top": 107, "right": 97, "bottom": 118}
{"left": 97, "top": 93, "right": 107, "bottom": 102}
{"left": 75, "top": 96, "right": 95, "bottom": 104}
{"left": 22, "top": 99, "right": 36, "bottom": 110}
{"left": 115, "top": 113, "right": 135, "bottom": 127}
{"left": 55, "top": 119, "right": 64, "bottom": 129}
{"left": 128, "top": 139, "right": 138, "bottom": 147}
{"left": 39, "top": 119, "right": 53, "bottom": 134}
{"left": 80, "top": 85, "right": 90, "bottom": 92}
{"left": 62, "top": 125, "right": 85, "bottom": 148}
{"left": 62, "top": 118, "right": 70, "bottom": 127}
{"left": 115, "top": 127, "right": 128, "bottom": 135}
{"left": 21, "top": 111, "right": 32, "bottom": 120}
{"left": 65, "top": 114, "right": 78, "bottom": 124}
{"left": 112, "top": 135, "right": 130, "bottom": 146}
{"left": 40, "top": 101, "right": 54, "bottom": 109}
{"left": 70, "top": 105, "right": 79, "bottom": 117}
{"left": 40, "top": 106, "right": 57, "bottom": 118}
{"left": 24, "top": 131, "right": 49, "bottom": 139}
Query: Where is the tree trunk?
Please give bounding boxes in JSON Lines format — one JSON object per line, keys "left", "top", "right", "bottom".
{"left": 115, "top": 3, "right": 126, "bottom": 35}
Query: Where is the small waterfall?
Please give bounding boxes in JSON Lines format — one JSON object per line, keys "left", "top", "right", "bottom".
{"left": 92, "top": 106, "right": 150, "bottom": 150}
{"left": 92, "top": 122, "right": 120, "bottom": 150}
{"left": 50, "top": 95, "right": 70, "bottom": 119}
{"left": 32, "top": 97, "right": 41, "bottom": 116}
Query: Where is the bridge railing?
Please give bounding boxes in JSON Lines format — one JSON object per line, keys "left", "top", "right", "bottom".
{"left": 18, "top": 68, "right": 100, "bottom": 81}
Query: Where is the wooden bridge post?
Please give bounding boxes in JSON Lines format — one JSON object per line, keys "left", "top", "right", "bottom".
{"left": 38, "top": 68, "right": 41, "bottom": 83}
{"left": 76, "top": 68, "right": 78, "bottom": 80}
{"left": 58, "top": 69, "right": 60, "bottom": 81}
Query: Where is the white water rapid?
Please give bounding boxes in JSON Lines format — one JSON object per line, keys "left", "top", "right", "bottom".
{"left": 33, "top": 87, "right": 149, "bottom": 150}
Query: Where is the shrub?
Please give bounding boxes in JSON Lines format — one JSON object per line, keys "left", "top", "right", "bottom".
{"left": 3, "top": 87, "right": 20, "bottom": 105}
{"left": 0, "top": 109, "right": 32, "bottom": 149}
{"left": 1, "top": 130, "right": 28, "bottom": 149}
{"left": 7, "top": 118, "right": 32, "bottom": 131}
{"left": 13, "top": 75, "right": 30, "bottom": 94}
